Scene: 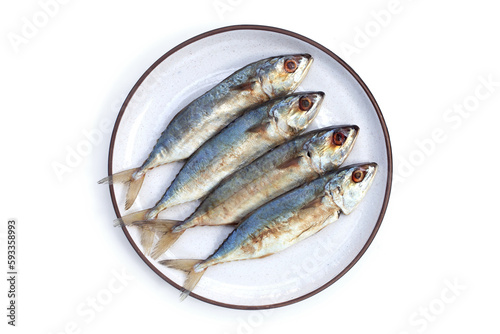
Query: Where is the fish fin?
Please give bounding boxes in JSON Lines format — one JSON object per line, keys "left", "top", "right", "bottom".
{"left": 151, "top": 230, "right": 185, "bottom": 259}
{"left": 130, "top": 219, "right": 182, "bottom": 259}
{"left": 125, "top": 175, "right": 145, "bottom": 210}
{"left": 301, "top": 197, "right": 324, "bottom": 210}
{"left": 276, "top": 157, "right": 302, "bottom": 170}
{"left": 113, "top": 209, "right": 150, "bottom": 227}
{"left": 233, "top": 81, "right": 257, "bottom": 91}
{"left": 98, "top": 168, "right": 144, "bottom": 210}
{"left": 159, "top": 259, "right": 201, "bottom": 272}
{"left": 141, "top": 228, "right": 155, "bottom": 255}
{"left": 113, "top": 208, "right": 156, "bottom": 255}
{"left": 246, "top": 122, "right": 269, "bottom": 134}
{"left": 132, "top": 219, "right": 179, "bottom": 236}
{"left": 159, "top": 259, "right": 206, "bottom": 301}
{"left": 97, "top": 167, "right": 138, "bottom": 185}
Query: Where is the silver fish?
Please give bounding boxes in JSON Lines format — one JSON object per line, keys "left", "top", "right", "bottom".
{"left": 99, "top": 54, "right": 313, "bottom": 209}
{"left": 118, "top": 92, "right": 324, "bottom": 253}
{"left": 160, "top": 162, "right": 377, "bottom": 300}
{"left": 142, "top": 125, "right": 359, "bottom": 259}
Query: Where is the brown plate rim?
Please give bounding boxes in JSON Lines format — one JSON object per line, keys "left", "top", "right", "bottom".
{"left": 106, "top": 24, "right": 393, "bottom": 310}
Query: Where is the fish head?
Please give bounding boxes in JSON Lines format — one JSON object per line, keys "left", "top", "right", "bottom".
{"left": 271, "top": 92, "right": 324, "bottom": 136}
{"left": 325, "top": 162, "right": 378, "bottom": 215}
{"left": 258, "top": 54, "right": 313, "bottom": 97}
{"left": 304, "top": 125, "right": 360, "bottom": 173}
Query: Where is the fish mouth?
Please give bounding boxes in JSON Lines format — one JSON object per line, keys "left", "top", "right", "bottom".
{"left": 364, "top": 162, "right": 378, "bottom": 177}
{"left": 301, "top": 53, "right": 313, "bottom": 61}
{"left": 361, "top": 162, "right": 378, "bottom": 171}
{"left": 348, "top": 125, "right": 360, "bottom": 135}
{"left": 342, "top": 125, "right": 359, "bottom": 146}
{"left": 290, "top": 54, "right": 313, "bottom": 85}
{"left": 297, "top": 53, "right": 314, "bottom": 85}
{"left": 300, "top": 54, "right": 313, "bottom": 77}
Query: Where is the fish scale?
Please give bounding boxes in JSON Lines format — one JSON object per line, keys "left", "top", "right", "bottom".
{"left": 159, "top": 163, "right": 378, "bottom": 300}
{"left": 99, "top": 54, "right": 313, "bottom": 210}
{"left": 118, "top": 91, "right": 324, "bottom": 254}
{"left": 148, "top": 91, "right": 324, "bottom": 215}
{"left": 138, "top": 125, "right": 358, "bottom": 259}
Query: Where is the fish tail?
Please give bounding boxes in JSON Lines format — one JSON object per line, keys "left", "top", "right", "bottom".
{"left": 131, "top": 219, "right": 183, "bottom": 259}
{"left": 141, "top": 229, "right": 155, "bottom": 256}
{"left": 113, "top": 208, "right": 151, "bottom": 227}
{"left": 132, "top": 219, "right": 178, "bottom": 235}
{"left": 151, "top": 228, "right": 185, "bottom": 260}
{"left": 159, "top": 259, "right": 206, "bottom": 301}
{"left": 98, "top": 168, "right": 144, "bottom": 210}
{"left": 98, "top": 168, "right": 137, "bottom": 185}
{"left": 125, "top": 174, "right": 145, "bottom": 210}
{"left": 114, "top": 208, "right": 156, "bottom": 255}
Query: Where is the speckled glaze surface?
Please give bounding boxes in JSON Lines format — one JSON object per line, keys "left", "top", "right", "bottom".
{"left": 106, "top": 25, "right": 392, "bottom": 309}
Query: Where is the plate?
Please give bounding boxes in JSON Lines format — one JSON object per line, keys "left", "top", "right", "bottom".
{"left": 106, "top": 25, "right": 392, "bottom": 309}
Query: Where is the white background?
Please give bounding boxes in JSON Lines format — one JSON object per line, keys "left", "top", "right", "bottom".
{"left": 1, "top": 0, "right": 499, "bottom": 333}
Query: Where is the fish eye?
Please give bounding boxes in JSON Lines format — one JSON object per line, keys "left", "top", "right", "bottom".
{"left": 352, "top": 169, "right": 366, "bottom": 183}
{"left": 299, "top": 97, "right": 312, "bottom": 111}
{"left": 333, "top": 132, "right": 346, "bottom": 146}
{"left": 284, "top": 59, "right": 298, "bottom": 73}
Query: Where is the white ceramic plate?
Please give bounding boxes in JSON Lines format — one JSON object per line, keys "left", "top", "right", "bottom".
{"left": 107, "top": 25, "right": 392, "bottom": 309}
